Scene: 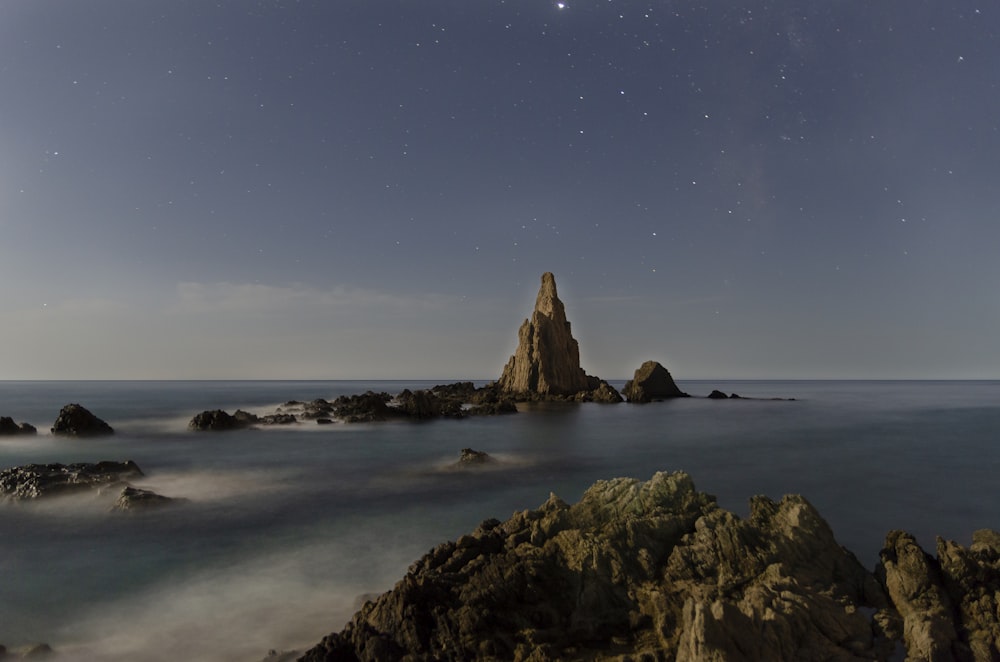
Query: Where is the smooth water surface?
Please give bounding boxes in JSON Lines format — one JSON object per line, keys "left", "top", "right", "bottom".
{"left": 1, "top": 380, "right": 998, "bottom": 660}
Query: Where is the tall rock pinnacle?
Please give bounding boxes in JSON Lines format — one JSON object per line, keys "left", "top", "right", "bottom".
{"left": 497, "top": 272, "right": 592, "bottom": 396}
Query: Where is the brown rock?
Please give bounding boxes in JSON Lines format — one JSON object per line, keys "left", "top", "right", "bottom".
{"left": 622, "top": 360, "right": 688, "bottom": 402}
{"left": 497, "top": 272, "right": 592, "bottom": 398}
{"left": 299, "top": 472, "right": 891, "bottom": 662}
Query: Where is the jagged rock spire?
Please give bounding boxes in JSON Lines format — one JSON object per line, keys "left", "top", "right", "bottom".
{"left": 497, "top": 272, "right": 592, "bottom": 396}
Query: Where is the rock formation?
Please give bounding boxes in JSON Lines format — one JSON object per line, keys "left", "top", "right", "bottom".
{"left": 497, "top": 272, "right": 619, "bottom": 401}
{"left": 453, "top": 448, "right": 496, "bottom": 467}
{"left": 299, "top": 471, "right": 895, "bottom": 661}
{"left": 189, "top": 384, "right": 517, "bottom": 429}
{"left": 0, "top": 461, "right": 143, "bottom": 500}
{"left": 298, "top": 471, "right": 1000, "bottom": 661}
{"left": 622, "top": 360, "right": 688, "bottom": 402}
{"left": 50, "top": 403, "right": 114, "bottom": 436}
{"left": 113, "top": 485, "right": 177, "bottom": 511}
{"left": 0, "top": 416, "right": 37, "bottom": 436}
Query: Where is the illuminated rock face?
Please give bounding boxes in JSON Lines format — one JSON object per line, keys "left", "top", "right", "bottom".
{"left": 497, "top": 272, "right": 591, "bottom": 397}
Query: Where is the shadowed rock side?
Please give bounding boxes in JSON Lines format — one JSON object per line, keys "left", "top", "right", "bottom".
{"left": 0, "top": 416, "right": 37, "bottom": 436}
{"left": 50, "top": 403, "right": 114, "bottom": 437}
{"left": 622, "top": 360, "right": 689, "bottom": 402}
{"left": 300, "top": 471, "right": 906, "bottom": 662}
{"left": 497, "top": 272, "right": 621, "bottom": 402}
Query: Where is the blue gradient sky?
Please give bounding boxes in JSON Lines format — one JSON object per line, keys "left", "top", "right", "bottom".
{"left": 2, "top": 1, "right": 997, "bottom": 380}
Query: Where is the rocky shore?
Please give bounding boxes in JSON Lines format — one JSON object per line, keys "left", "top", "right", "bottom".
{"left": 293, "top": 471, "right": 1000, "bottom": 662}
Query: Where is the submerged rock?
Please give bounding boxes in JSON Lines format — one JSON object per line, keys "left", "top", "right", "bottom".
{"left": 189, "top": 409, "right": 249, "bottom": 431}
{"left": 0, "top": 460, "right": 143, "bottom": 501}
{"left": 113, "top": 486, "right": 177, "bottom": 512}
{"left": 622, "top": 360, "right": 688, "bottom": 402}
{"left": 454, "top": 448, "right": 496, "bottom": 466}
{"left": 50, "top": 404, "right": 114, "bottom": 437}
{"left": 299, "top": 471, "right": 893, "bottom": 661}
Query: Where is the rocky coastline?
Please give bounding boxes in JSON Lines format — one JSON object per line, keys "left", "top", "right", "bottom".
{"left": 290, "top": 471, "right": 1000, "bottom": 662}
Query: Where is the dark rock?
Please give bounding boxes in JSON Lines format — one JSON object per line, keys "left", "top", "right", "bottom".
{"left": 430, "top": 382, "right": 478, "bottom": 400}
{"left": 707, "top": 389, "right": 729, "bottom": 399}
{"left": 622, "top": 360, "right": 688, "bottom": 402}
{"left": 466, "top": 399, "right": 518, "bottom": 416}
{"left": 575, "top": 380, "right": 624, "bottom": 403}
{"left": 316, "top": 418, "right": 333, "bottom": 425}
{"left": 301, "top": 399, "right": 334, "bottom": 420}
{"left": 729, "top": 392, "right": 742, "bottom": 399}
{"left": 396, "top": 389, "right": 464, "bottom": 420}
{"left": 113, "top": 486, "right": 176, "bottom": 511}
{"left": 454, "top": 448, "right": 496, "bottom": 466}
{"left": 0, "top": 417, "right": 37, "bottom": 436}
{"left": 50, "top": 403, "right": 114, "bottom": 437}
{"left": 189, "top": 409, "right": 250, "bottom": 431}
{"left": 258, "top": 413, "right": 298, "bottom": 425}
{"left": 259, "top": 650, "right": 299, "bottom": 662}
{"left": 332, "top": 391, "right": 396, "bottom": 423}
{"left": 233, "top": 409, "right": 261, "bottom": 426}
{"left": 0, "top": 461, "right": 143, "bottom": 501}
{"left": 299, "top": 471, "right": 892, "bottom": 662}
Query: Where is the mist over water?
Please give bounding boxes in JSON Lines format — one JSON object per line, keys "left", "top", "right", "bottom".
{"left": 2, "top": 380, "right": 1000, "bottom": 659}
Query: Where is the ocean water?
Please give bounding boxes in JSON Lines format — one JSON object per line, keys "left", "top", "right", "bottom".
{"left": 1, "top": 379, "right": 999, "bottom": 660}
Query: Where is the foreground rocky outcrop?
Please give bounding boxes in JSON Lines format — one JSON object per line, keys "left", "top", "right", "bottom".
{"left": 0, "top": 461, "right": 143, "bottom": 500}
{"left": 497, "top": 273, "right": 621, "bottom": 403}
{"left": 622, "top": 360, "right": 689, "bottom": 402}
{"left": 50, "top": 403, "right": 114, "bottom": 437}
{"left": 299, "top": 472, "right": 1000, "bottom": 662}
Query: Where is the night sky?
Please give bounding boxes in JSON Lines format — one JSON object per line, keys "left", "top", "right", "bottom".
{"left": 2, "top": 1, "right": 998, "bottom": 380}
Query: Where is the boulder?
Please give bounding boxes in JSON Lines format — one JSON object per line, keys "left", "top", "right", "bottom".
{"left": 707, "top": 389, "right": 729, "bottom": 399}
{"left": 332, "top": 391, "right": 396, "bottom": 423}
{"left": 497, "top": 272, "right": 595, "bottom": 398}
{"left": 258, "top": 413, "right": 298, "bottom": 425}
{"left": 50, "top": 404, "right": 114, "bottom": 437}
{"left": 622, "top": 360, "right": 688, "bottom": 402}
{"left": 0, "top": 417, "right": 36, "bottom": 436}
{"left": 113, "top": 486, "right": 176, "bottom": 511}
{"left": 299, "top": 471, "right": 893, "bottom": 661}
{"left": 575, "top": 379, "right": 624, "bottom": 403}
{"left": 395, "top": 389, "right": 464, "bottom": 420}
{"left": 466, "top": 399, "right": 518, "bottom": 416}
{"left": 454, "top": 448, "right": 496, "bottom": 466}
{"left": 0, "top": 461, "right": 143, "bottom": 501}
{"left": 189, "top": 409, "right": 250, "bottom": 431}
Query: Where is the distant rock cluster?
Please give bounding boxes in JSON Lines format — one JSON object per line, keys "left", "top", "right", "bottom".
{"left": 0, "top": 403, "right": 114, "bottom": 439}
{"left": 298, "top": 471, "right": 1000, "bottom": 662}
{"left": 187, "top": 383, "right": 519, "bottom": 430}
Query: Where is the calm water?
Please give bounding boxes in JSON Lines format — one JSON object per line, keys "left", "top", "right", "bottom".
{"left": 1, "top": 380, "right": 999, "bottom": 660}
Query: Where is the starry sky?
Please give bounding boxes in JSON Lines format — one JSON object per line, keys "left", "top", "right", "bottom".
{"left": 1, "top": 1, "right": 998, "bottom": 380}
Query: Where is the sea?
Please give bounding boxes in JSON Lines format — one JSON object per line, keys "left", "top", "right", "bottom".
{"left": 1, "top": 379, "right": 998, "bottom": 660}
